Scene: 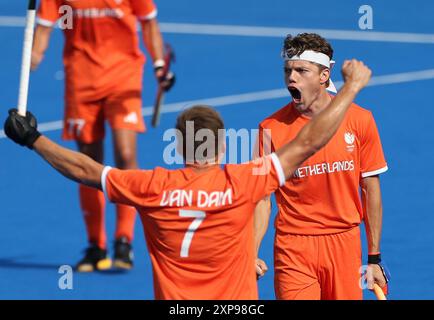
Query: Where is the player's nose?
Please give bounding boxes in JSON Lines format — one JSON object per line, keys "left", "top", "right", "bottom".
{"left": 288, "top": 70, "right": 299, "bottom": 83}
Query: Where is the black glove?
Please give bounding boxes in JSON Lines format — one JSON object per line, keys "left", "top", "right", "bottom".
{"left": 4, "top": 108, "right": 41, "bottom": 149}
{"left": 154, "top": 66, "right": 176, "bottom": 92}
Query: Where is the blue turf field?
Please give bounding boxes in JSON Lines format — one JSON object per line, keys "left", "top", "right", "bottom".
{"left": 1, "top": 0, "right": 434, "bottom": 300}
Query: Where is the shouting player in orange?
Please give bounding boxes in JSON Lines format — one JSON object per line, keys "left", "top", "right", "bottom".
{"left": 5, "top": 60, "right": 371, "bottom": 299}
{"left": 254, "top": 33, "right": 389, "bottom": 299}
{"left": 31, "top": 0, "right": 175, "bottom": 272}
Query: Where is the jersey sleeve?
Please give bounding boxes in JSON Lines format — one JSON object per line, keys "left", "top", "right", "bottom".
{"left": 101, "top": 166, "right": 168, "bottom": 207}
{"left": 130, "top": 0, "right": 158, "bottom": 20}
{"left": 36, "top": 0, "right": 62, "bottom": 27}
{"left": 360, "top": 112, "right": 388, "bottom": 177}
{"left": 257, "top": 123, "right": 273, "bottom": 158}
{"left": 227, "top": 153, "right": 285, "bottom": 203}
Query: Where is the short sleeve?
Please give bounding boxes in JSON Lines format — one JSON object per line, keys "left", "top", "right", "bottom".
{"left": 130, "top": 0, "right": 158, "bottom": 20}
{"left": 257, "top": 123, "right": 273, "bottom": 158}
{"left": 36, "top": 0, "right": 62, "bottom": 27}
{"left": 102, "top": 166, "right": 168, "bottom": 207}
{"left": 227, "top": 154, "right": 285, "bottom": 204}
{"left": 360, "top": 112, "right": 388, "bottom": 177}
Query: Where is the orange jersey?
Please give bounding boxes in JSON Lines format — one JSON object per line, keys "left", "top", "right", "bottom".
{"left": 101, "top": 155, "right": 284, "bottom": 299}
{"left": 37, "top": 0, "right": 157, "bottom": 100}
{"left": 259, "top": 100, "right": 387, "bottom": 235}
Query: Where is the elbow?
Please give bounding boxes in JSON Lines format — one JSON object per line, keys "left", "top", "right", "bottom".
{"left": 72, "top": 166, "right": 88, "bottom": 185}
{"left": 306, "top": 131, "right": 332, "bottom": 155}
{"left": 81, "top": 162, "right": 103, "bottom": 189}
{"left": 72, "top": 159, "right": 95, "bottom": 185}
{"left": 297, "top": 128, "right": 324, "bottom": 156}
{"left": 300, "top": 137, "right": 322, "bottom": 158}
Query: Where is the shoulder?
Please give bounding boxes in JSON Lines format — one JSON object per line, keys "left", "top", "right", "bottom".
{"left": 112, "top": 166, "right": 175, "bottom": 181}
{"left": 344, "top": 102, "right": 382, "bottom": 141}
{"left": 224, "top": 158, "right": 270, "bottom": 178}
{"left": 347, "top": 102, "right": 374, "bottom": 121}
{"left": 260, "top": 102, "right": 294, "bottom": 129}
{"left": 223, "top": 162, "right": 249, "bottom": 180}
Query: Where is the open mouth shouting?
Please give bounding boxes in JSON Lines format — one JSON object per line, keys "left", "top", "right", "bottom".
{"left": 288, "top": 86, "right": 302, "bottom": 103}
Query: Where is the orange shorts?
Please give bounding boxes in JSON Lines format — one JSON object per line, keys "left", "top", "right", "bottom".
{"left": 62, "top": 88, "right": 146, "bottom": 144}
{"left": 274, "top": 226, "right": 362, "bottom": 300}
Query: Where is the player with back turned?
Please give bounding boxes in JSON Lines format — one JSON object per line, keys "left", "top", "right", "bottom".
{"left": 31, "top": 0, "right": 175, "bottom": 272}
{"left": 5, "top": 60, "right": 371, "bottom": 299}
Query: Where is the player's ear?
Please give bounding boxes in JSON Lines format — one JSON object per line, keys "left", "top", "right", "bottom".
{"left": 320, "top": 68, "right": 330, "bottom": 85}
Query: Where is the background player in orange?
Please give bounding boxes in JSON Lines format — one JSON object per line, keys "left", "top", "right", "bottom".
{"left": 254, "top": 33, "right": 389, "bottom": 300}
{"left": 4, "top": 60, "right": 372, "bottom": 299}
{"left": 31, "top": 0, "right": 175, "bottom": 272}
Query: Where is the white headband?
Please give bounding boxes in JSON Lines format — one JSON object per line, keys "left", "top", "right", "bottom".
{"left": 282, "top": 50, "right": 337, "bottom": 93}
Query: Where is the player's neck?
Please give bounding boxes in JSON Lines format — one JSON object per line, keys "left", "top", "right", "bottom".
{"left": 185, "top": 162, "right": 221, "bottom": 173}
{"left": 297, "top": 90, "right": 332, "bottom": 119}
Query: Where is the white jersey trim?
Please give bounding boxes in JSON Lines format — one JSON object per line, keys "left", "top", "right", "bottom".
{"left": 36, "top": 17, "right": 56, "bottom": 27}
{"left": 361, "top": 165, "right": 388, "bottom": 178}
{"left": 137, "top": 9, "right": 157, "bottom": 21}
{"left": 270, "top": 153, "right": 285, "bottom": 187}
{"left": 101, "top": 166, "right": 113, "bottom": 199}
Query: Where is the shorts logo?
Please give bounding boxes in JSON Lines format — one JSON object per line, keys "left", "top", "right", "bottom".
{"left": 344, "top": 132, "right": 355, "bottom": 152}
{"left": 124, "top": 112, "right": 138, "bottom": 124}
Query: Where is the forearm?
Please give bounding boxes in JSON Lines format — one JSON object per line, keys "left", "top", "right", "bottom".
{"left": 33, "top": 25, "right": 52, "bottom": 56}
{"left": 254, "top": 197, "right": 271, "bottom": 256}
{"left": 361, "top": 176, "right": 383, "bottom": 253}
{"left": 141, "top": 19, "right": 164, "bottom": 62}
{"left": 277, "top": 83, "right": 359, "bottom": 178}
{"left": 299, "top": 84, "right": 358, "bottom": 150}
{"left": 31, "top": 25, "right": 53, "bottom": 69}
{"left": 33, "top": 136, "right": 104, "bottom": 189}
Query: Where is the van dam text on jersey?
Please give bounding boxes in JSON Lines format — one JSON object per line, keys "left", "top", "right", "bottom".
{"left": 160, "top": 189, "right": 233, "bottom": 208}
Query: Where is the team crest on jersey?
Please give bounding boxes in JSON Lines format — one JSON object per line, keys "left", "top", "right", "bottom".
{"left": 344, "top": 132, "right": 355, "bottom": 152}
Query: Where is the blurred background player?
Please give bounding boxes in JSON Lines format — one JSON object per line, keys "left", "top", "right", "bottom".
{"left": 31, "top": 0, "right": 175, "bottom": 272}
{"left": 4, "top": 60, "right": 373, "bottom": 299}
{"left": 254, "top": 33, "right": 389, "bottom": 299}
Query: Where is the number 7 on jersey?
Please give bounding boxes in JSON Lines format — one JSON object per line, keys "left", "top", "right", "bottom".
{"left": 179, "top": 210, "right": 206, "bottom": 258}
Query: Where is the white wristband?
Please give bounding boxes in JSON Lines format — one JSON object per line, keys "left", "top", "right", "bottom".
{"left": 153, "top": 59, "right": 165, "bottom": 69}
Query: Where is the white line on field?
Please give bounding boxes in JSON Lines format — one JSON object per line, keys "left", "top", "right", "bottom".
{"left": 1, "top": 16, "right": 434, "bottom": 44}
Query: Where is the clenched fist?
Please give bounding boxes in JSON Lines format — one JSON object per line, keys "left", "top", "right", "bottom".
{"left": 341, "top": 59, "right": 372, "bottom": 92}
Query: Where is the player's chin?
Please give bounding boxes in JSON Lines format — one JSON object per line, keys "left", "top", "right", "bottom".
{"left": 293, "top": 100, "right": 305, "bottom": 108}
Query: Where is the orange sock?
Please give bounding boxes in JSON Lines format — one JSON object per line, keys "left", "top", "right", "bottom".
{"left": 115, "top": 204, "right": 136, "bottom": 243}
{"left": 79, "top": 185, "right": 106, "bottom": 249}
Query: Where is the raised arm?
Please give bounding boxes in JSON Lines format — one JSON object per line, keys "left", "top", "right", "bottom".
{"left": 3, "top": 109, "right": 103, "bottom": 189}
{"left": 33, "top": 136, "right": 104, "bottom": 189}
{"left": 276, "top": 60, "right": 372, "bottom": 177}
